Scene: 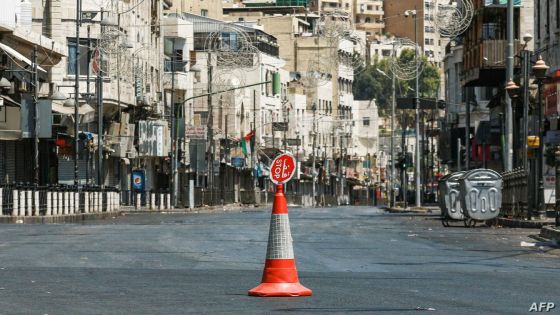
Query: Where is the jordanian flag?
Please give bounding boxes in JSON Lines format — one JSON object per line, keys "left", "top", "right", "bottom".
{"left": 241, "top": 130, "right": 254, "bottom": 157}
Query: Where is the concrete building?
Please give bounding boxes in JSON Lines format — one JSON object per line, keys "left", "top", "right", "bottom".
{"left": 0, "top": 0, "right": 65, "bottom": 184}
{"left": 27, "top": 0, "right": 170, "bottom": 194}
{"left": 167, "top": 0, "right": 223, "bottom": 19}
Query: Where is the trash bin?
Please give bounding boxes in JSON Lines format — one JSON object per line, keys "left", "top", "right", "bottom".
{"left": 439, "top": 171, "right": 466, "bottom": 224}
{"left": 459, "top": 169, "right": 503, "bottom": 221}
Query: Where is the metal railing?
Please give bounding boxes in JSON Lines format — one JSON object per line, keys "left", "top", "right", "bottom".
{"left": 501, "top": 168, "right": 528, "bottom": 218}
{"left": 0, "top": 184, "right": 120, "bottom": 217}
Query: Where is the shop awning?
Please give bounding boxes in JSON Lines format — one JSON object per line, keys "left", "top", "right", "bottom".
{"left": 52, "top": 101, "right": 95, "bottom": 115}
{"left": 0, "top": 95, "right": 21, "bottom": 107}
{"left": 0, "top": 42, "right": 47, "bottom": 73}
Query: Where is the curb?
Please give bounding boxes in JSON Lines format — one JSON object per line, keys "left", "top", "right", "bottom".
{"left": 540, "top": 225, "right": 560, "bottom": 241}
{"left": 386, "top": 207, "right": 438, "bottom": 214}
{"left": 496, "top": 217, "right": 552, "bottom": 229}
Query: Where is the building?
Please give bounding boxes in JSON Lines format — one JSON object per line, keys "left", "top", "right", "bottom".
{"left": 167, "top": 0, "right": 223, "bottom": 19}
{"left": 24, "top": 0, "right": 171, "bottom": 195}
{"left": 0, "top": 0, "right": 65, "bottom": 184}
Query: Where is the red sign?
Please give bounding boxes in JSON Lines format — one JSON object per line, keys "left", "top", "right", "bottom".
{"left": 270, "top": 153, "right": 296, "bottom": 184}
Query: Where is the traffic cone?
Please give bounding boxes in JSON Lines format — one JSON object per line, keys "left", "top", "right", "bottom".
{"left": 249, "top": 184, "right": 312, "bottom": 297}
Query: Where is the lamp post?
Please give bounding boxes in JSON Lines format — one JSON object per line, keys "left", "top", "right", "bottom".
{"left": 533, "top": 56, "right": 549, "bottom": 217}
{"left": 405, "top": 8, "right": 421, "bottom": 207}
{"left": 376, "top": 67, "right": 396, "bottom": 207}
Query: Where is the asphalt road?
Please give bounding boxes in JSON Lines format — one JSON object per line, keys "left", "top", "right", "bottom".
{"left": 0, "top": 206, "right": 559, "bottom": 314}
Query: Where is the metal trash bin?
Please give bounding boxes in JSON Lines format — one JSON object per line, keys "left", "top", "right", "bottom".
{"left": 439, "top": 171, "right": 466, "bottom": 226}
{"left": 459, "top": 169, "right": 503, "bottom": 221}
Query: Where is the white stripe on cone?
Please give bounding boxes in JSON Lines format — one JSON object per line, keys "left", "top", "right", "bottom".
{"left": 266, "top": 214, "right": 294, "bottom": 260}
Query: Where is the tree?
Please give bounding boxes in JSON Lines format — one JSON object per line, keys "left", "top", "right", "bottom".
{"left": 353, "top": 49, "right": 441, "bottom": 117}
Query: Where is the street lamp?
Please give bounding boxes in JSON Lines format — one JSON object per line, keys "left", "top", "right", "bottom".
{"left": 533, "top": 55, "right": 549, "bottom": 217}
{"left": 376, "top": 67, "right": 396, "bottom": 207}
{"left": 404, "top": 8, "right": 421, "bottom": 207}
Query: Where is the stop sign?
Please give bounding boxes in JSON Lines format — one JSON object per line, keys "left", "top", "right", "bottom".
{"left": 270, "top": 153, "right": 296, "bottom": 184}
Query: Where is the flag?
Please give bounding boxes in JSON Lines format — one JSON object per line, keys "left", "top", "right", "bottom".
{"left": 90, "top": 48, "right": 101, "bottom": 75}
{"left": 241, "top": 130, "right": 254, "bottom": 157}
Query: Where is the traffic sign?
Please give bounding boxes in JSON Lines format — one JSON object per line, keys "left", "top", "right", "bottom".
{"left": 270, "top": 153, "right": 296, "bottom": 184}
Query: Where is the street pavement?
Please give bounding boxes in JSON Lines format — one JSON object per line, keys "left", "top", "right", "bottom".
{"left": 0, "top": 206, "right": 559, "bottom": 314}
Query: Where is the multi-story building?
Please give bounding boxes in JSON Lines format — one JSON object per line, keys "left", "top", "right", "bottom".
{"left": 24, "top": 0, "right": 171, "bottom": 193}
{"left": 0, "top": 0, "right": 65, "bottom": 184}
{"left": 353, "top": 0, "right": 384, "bottom": 40}
{"left": 167, "top": 0, "right": 223, "bottom": 19}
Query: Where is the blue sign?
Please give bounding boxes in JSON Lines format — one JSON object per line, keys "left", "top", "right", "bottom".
{"left": 232, "top": 157, "right": 245, "bottom": 168}
{"left": 132, "top": 170, "right": 145, "bottom": 191}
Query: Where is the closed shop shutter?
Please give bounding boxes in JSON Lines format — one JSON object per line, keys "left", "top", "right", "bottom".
{"left": 57, "top": 158, "right": 89, "bottom": 184}
{"left": 15, "top": 140, "right": 33, "bottom": 183}
{"left": 5, "top": 141, "right": 17, "bottom": 184}
{"left": 0, "top": 142, "right": 5, "bottom": 184}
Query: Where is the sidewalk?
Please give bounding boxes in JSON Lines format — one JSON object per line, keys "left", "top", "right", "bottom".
{"left": 540, "top": 225, "right": 560, "bottom": 241}
{"left": 385, "top": 206, "right": 440, "bottom": 214}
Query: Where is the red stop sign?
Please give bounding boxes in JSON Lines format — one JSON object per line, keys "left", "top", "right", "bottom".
{"left": 270, "top": 153, "right": 296, "bottom": 184}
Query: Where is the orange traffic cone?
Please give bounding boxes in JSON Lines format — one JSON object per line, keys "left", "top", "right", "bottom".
{"left": 249, "top": 184, "right": 312, "bottom": 297}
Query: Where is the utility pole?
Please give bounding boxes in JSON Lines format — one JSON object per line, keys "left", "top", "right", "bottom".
{"left": 74, "top": 0, "right": 81, "bottom": 186}
{"left": 86, "top": 25, "right": 91, "bottom": 184}
{"left": 413, "top": 10, "right": 421, "bottom": 207}
{"left": 253, "top": 89, "right": 258, "bottom": 202}
{"left": 170, "top": 40, "right": 178, "bottom": 207}
{"left": 312, "top": 105, "right": 317, "bottom": 207}
{"left": 465, "top": 88, "right": 470, "bottom": 170}
{"left": 32, "top": 46, "right": 39, "bottom": 185}
{"left": 390, "top": 65, "right": 396, "bottom": 207}
{"left": 96, "top": 11, "right": 104, "bottom": 187}
{"left": 206, "top": 53, "right": 214, "bottom": 202}
{"left": 505, "top": 0, "right": 514, "bottom": 171}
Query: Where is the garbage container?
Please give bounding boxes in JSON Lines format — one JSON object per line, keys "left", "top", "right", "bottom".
{"left": 439, "top": 171, "right": 466, "bottom": 224}
{"left": 459, "top": 169, "right": 503, "bottom": 221}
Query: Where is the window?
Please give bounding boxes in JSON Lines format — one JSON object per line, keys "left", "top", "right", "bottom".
{"left": 363, "top": 117, "right": 370, "bottom": 126}
{"left": 367, "top": 5, "right": 372, "bottom": 10}
{"left": 382, "top": 49, "right": 391, "bottom": 56}
{"left": 201, "top": 9, "right": 208, "bottom": 17}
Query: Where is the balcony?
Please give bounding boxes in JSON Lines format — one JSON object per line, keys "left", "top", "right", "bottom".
{"left": 163, "top": 71, "right": 190, "bottom": 91}
{"left": 461, "top": 39, "right": 522, "bottom": 86}
{"left": 163, "top": 60, "right": 190, "bottom": 90}
{"left": 162, "top": 17, "right": 192, "bottom": 39}
{"left": 355, "top": 22, "right": 384, "bottom": 31}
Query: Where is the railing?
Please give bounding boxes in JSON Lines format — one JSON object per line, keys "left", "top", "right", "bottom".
{"left": 501, "top": 168, "right": 528, "bottom": 218}
{"left": 0, "top": 184, "right": 120, "bottom": 217}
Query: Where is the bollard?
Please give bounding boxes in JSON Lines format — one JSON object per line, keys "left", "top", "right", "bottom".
{"left": 136, "top": 193, "right": 141, "bottom": 210}
{"left": 189, "top": 180, "right": 194, "bottom": 209}
{"left": 58, "top": 191, "right": 63, "bottom": 215}
{"left": 64, "top": 191, "right": 69, "bottom": 215}
{"left": 69, "top": 190, "right": 75, "bottom": 214}
{"left": 52, "top": 190, "right": 58, "bottom": 216}
{"left": 84, "top": 192, "right": 89, "bottom": 213}
{"left": 74, "top": 190, "right": 78, "bottom": 214}
{"left": 151, "top": 193, "right": 156, "bottom": 210}
{"left": 99, "top": 191, "right": 103, "bottom": 212}
{"left": 107, "top": 191, "right": 115, "bottom": 212}
{"left": 159, "top": 193, "right": 164, "bottom": 210}
{"left": 26, "top": 190, "right": 32, "bottom": 216}
{"left": 93, "top": 191, "right": 98, "bottom": 213}
{"left": 0, "top": 187, "right": 3, "bottom": 216}
{"left": 19, "top": 190, "right": 25, "bottom": 217}
{"left": 166, "top": 193, "right": 171, "bottom": 210}
{"left": 46, "top": 191, "right": 52, "bottom": 216}
{"left": 12, "top": 189, "right": 18, "bottom": 216}
{"left": 34, "top": 190, "right": 40, "bottom": 216}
